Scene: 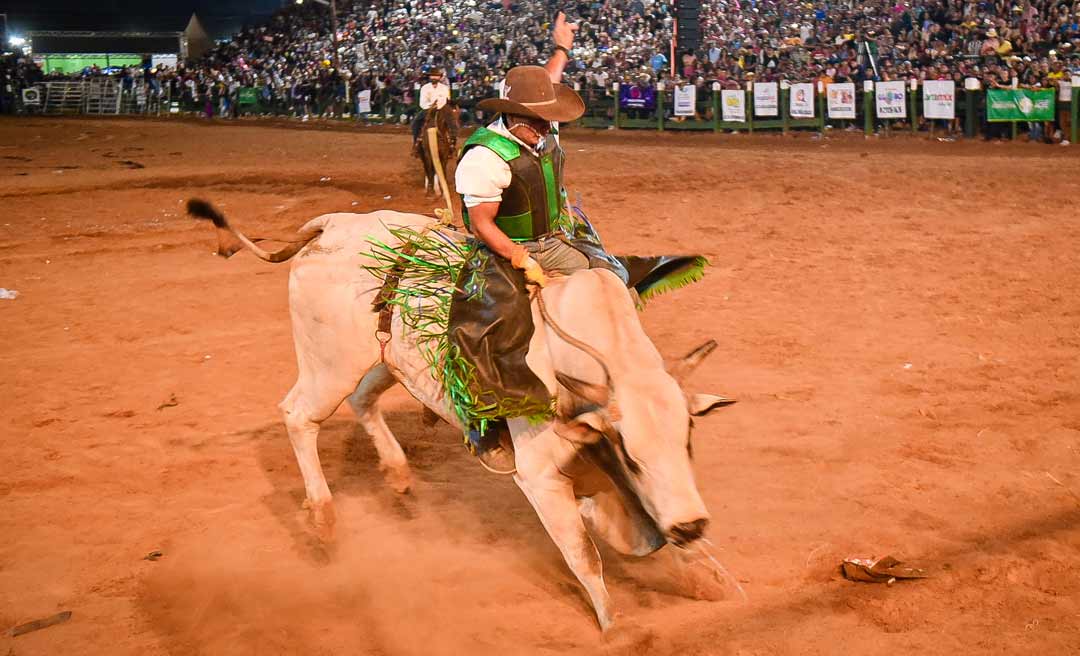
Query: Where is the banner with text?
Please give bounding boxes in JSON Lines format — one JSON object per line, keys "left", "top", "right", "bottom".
{"left": 826, "top": 83, "right": 856, "bottom": 119}
{"left": 620, "top": 85, "right": 656, "bottom": 111}
{"left": 357, "top": 89, "right": 372, "bottom": 114}
{"left": 789, "top": 83, "right": 815, "bottom": 119}
{"left": 237, "top": 87, "right": 259, "bottom": 106}
{"left": 753, "top": 82, "right": 779, "bottom": 116}
{"left": 721, "top": 89, "right": 746, "bottom": 122}
{"left": 875, "top": 81, "right": 907, "bottom": 118}
{"left": 986, "top": 88, "right": 1055, "bottom": 121}
{"left": 922, "top": 80, "right": 955, "bottom": 120}
{"left": 673, "top": 84, "right": 697, "bottom": 116}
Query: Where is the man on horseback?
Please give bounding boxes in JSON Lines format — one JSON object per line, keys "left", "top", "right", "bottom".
{"left": 412, "top": 68, "right": 450, "bottom": 153}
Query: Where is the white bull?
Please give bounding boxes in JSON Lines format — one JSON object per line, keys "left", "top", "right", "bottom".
{"left": 188, "top": 200, "right": 734, "bottom": 631}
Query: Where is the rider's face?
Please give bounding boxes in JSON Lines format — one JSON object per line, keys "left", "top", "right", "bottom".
{"left": 506, "top": 114, "right": 551, "bottom": 147}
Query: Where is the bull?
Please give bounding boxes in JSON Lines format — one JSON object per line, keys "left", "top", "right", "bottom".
{"left": 188, "top": 200, "right": 734, "bottom": 631}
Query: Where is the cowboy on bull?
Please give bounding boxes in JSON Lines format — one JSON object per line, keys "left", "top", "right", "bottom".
{"left": 448, "top": 13, "right": 634, "bottom": 469}
{"left": 412, "top": 67, "right": 450, "bottom": 153}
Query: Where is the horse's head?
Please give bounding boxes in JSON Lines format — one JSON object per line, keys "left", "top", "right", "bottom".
{"left": 439, "top": 100, "right": 461, "bottom": 152}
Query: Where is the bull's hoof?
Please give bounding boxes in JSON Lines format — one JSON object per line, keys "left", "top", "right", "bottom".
{"left": 306, "top": 500, "right": 337, "bottom": 543}
{"left": 601, "top": 617, "right": 656, "bottom": 651}
{"left": 662, "top": 546, "right": 729, "bottom": 601}
{"left": 383, "top": 464, "right": 413, "bottom": 494}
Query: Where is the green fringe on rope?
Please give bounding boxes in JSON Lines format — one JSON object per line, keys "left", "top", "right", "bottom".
{"left": 637, "top": 256, "right": 709, "bottom": 304}
{"left": 363, "top": 226, "right": 553, "bottom": 441}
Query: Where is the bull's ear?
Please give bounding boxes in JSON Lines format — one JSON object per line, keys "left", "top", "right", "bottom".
{"left": 669, "top": 339, "right": 718, "bottom": 384}
{"left": 556, "top": 373, "right": 610, "bottom": 407}
{"left": 553, "top": 412, "right": 607, "bottom": 445}
{"left": 688, "top": 393, "right": 736, "bottom": 416}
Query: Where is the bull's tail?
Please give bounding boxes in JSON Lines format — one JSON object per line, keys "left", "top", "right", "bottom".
{"left": 186, "top": 198, "right": 322, "bottom": 263}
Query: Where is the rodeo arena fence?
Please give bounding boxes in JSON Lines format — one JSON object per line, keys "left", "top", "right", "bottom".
{"left": 12, "top": 74, "right": 1080, "bottom": 145}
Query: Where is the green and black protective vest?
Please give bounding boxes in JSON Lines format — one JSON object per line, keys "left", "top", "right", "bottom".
{"left": 460, "top": 127, "right": 571, "bottom": 241}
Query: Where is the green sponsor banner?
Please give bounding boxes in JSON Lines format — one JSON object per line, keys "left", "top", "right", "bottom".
{"left": 986, "top": 88, "right": 1055, "bottom": 122}
{"left": 237, "top": 87, "right": 259, "bottom": 105}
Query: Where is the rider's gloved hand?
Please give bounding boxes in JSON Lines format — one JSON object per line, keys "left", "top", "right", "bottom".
{"left": 511, "top": 244, "right": 548, "bottom": 287}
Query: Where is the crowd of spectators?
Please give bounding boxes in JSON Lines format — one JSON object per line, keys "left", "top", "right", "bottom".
{"left": 3, "top": 0, "right": 1078, "bottom": 135}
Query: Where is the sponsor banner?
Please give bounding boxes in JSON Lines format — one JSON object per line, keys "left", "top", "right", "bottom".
{"left": 673, "top": 84, "right": 696, "bottom": 116}
{"left": 922, "top": 80, "right": 955, "bottom": 120}
{"left": 21, "top": 87, "right": 41, "bottom": 106}
{"left": 357, "top": 89, "right": 372, "bottom": 114}
{"left": 721, "top": 89, "right": 746, "bottom": 122}
{"left": 826, "top": 82, "right": 856, "bottom": 119}
{"left": 875, "top": 81, "right": 907, "bottom": 118}
{"left": 151, "top": 54, "right": 178, "bottom": 70}
{"left": 986, "top": 88, "right": 1055, "bottom": 121}
{"left": 753, "top": 82, "right": 778, "bottom": 116}
{"left": 237, "top": 87, "right": 259, "bottom": 105}
{"left": 789, "top": 82, "right": 815, "bottom": 118}
{"left": 619, "top": 84, "right": 656, "bottom": 111}
{"left": 1058, "top": 79, "right": 1072, "bottom": 103}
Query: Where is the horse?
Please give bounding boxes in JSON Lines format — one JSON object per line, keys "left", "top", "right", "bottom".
{"left": 415, "top": 101, "right": 460, "bottom": 197}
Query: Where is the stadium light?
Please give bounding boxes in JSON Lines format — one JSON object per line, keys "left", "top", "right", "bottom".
{"left": 8, "top": 36, "right": 25, "bottom": 47}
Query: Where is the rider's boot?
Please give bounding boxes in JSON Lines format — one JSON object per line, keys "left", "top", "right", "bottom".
{"left": 468, "top": 419, "right": 516, "bottom": 473}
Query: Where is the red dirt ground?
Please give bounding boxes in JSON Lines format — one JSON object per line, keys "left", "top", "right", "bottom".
{"left": 1, "top": 117, "right": 1079, "bottom": 655}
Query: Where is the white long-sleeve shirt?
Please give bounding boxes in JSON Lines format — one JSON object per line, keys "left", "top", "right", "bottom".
{"left": 419, "top": 81, "right": 450, "bottom": 110}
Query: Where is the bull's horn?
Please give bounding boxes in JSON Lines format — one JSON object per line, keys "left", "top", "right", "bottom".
{"left": 688, "top": 393, "right": 736, "bottom": 417}
{"left": 669, "top": 339, "right": 719, "bottom": 383}
{"left": 556, "top": 373, "right": 610, "bottom": 409}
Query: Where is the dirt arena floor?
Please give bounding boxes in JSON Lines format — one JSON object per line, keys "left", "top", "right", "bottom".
{"left": 1, "top": 116, "right": 1079, "bottom": 655}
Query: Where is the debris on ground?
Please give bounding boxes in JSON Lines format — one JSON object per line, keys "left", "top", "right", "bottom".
{"left": 10, "top": 611, "right": 72, "bottom": 637}
{"left": 841, "top": 555, "right": 927, "bottom": 584}
{"left": 144, "top": 550, "right": 164, "bottom": 561}
{"left": 156, "top": 394, "right": 179, "bottom": 411}
{"left": 0, "top": 288, "right": 18, "bottom": 300}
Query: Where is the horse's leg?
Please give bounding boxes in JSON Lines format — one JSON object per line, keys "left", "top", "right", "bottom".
{"left": 510, "top": 419, "right": 616, "bottom": 631}
{"left": 346, "top": 362, "right": 412, "bottom": 493}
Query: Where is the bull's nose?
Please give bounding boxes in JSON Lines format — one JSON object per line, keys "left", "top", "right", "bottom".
{"left": 668, "top": 518, "right": 709, "bottom": 546}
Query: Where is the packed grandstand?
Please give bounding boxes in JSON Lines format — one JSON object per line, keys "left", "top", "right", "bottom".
{"left": 2, "top": 0, "right": 1078, "bottom": 135}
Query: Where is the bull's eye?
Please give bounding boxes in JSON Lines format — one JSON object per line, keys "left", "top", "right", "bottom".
{"left": 687, "top": 419, "right": 695, "bottom": 459}
{"left": 613, "top": 433, "right": 642, "bottom": 475}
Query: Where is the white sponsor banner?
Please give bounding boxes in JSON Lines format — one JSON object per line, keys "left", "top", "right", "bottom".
{"left": 875, "top": 80, "right": 907, "bottom": 118}
{"left": 922, "top": 80, "right": 955, "bottom": 120}
{"left": 356, "top": 89, "right": 372, "bottom": 113}
{"left": 753, "top": 82, "right": 778, "bottom": 116}
{"left": 789, "top": 82, "right": 815, "bottom": 118}
{"left": 826, "top": 82, "right": 856, "bottom": 118}
{"left": 721, "top": 89, "right": 746, "bottom": 122}
{"left": 1058, "top": 79, "right": 1072, "bottom": 102}
{"left": 151, "top": 54, "right": 178, "bottom": 70}
{"left": 673, "top": 84, "right": 696, "bottom": 116}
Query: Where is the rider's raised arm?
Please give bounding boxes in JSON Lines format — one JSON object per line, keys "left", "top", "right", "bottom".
{"left": 545, "top": 12, "right": 578, "bottom": 84}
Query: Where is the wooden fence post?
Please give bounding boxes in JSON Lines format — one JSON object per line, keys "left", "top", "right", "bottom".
{"left": 864, "top": 81, "right": 874, "bottom": 136}
{"left": 656, "top": 82, "right": 665, "bottom": 131}
{"left": 712, "top": 83, "right": 721, "bottom": 133}
{"left": 1071, "top": 85, "right": 1078, "bottom": 145}
{"left": 748, "top": 85, "right": 754, "bottom": 134}
{"left": 781, "top": 87, "right": 789, "bottom": 134}
{"left": 612, "top": 82, "right": 620, "bottom": 130}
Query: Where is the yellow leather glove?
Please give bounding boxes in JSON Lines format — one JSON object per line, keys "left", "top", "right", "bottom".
{"left": 510, "top": 244, "right": 548, "bottom": 287}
